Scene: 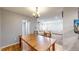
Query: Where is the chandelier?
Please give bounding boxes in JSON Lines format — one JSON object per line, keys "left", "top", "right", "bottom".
{"left": 32, "top": 7, "right": 40, "bottom": 18}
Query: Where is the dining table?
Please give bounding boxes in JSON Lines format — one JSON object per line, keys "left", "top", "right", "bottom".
{"left": 20, "top": 34, "right": 56, "bottom": 51}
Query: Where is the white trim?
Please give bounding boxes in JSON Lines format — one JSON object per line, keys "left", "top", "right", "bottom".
{"left": 0, "top": 42, "right": 19, "bottom": 51}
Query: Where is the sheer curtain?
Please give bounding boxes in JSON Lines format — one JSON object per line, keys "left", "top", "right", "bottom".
{"left": 22, "top": 20, "right": 30, "bottom": 35}
{"left": 38, "top": 20, "right": 63, "bottom": 34}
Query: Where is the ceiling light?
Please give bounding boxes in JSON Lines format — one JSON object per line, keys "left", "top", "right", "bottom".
{"left": 32, "top": 7, "right": 40, "bottom": 18}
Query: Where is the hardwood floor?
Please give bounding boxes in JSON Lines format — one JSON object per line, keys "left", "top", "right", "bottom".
{"left": 1, "top": 44, "right": 21, "bottom": 51}
{"left": 1, "top": 43, "right": 63, "bottom": 51}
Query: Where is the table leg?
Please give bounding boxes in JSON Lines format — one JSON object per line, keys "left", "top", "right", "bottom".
{"left": 52, "top": 43, "right": 55, "bottom": 51}
{"left": 48, "top": 47, "right": 50, "bottom": 51}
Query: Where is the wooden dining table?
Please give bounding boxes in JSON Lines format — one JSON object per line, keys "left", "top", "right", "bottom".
{"left": 20, "top": 34, "right": 56, "bottom": 51}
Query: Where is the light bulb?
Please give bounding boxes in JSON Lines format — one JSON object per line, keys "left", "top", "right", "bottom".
{"left": 33, "top": 13, "right": 35, "bottom": 16}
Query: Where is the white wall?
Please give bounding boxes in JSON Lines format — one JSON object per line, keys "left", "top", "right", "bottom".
{"left": 63, "top": 7, "right": 78, "bottom": 50}
{"left": 0, "top": 8, "right": 2, "bottom": 47}
{"left": 0, "top": 9, "right": 31, "bottom": 48}
{"left": 64, "top": 7, "right": 78, "bottom": 33}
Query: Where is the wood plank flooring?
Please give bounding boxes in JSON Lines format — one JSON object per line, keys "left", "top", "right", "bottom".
{"left": 1, "top": 43, "right": 63, "bottom": 51}
{"left": 1, "top": 44, "right": 21, "bottom": 51}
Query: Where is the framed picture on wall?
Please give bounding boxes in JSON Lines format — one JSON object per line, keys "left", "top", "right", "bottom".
{"left": 74, "top": 19, "right": 79, "bottom": 33}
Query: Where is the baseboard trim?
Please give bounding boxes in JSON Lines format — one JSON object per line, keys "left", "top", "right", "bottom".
{"left": 0, "top": 42, "right": 19, "bottom": 51}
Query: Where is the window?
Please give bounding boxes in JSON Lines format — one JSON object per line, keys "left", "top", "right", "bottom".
{"left": 38, "top": 20, "right": 63, "bottom": 33}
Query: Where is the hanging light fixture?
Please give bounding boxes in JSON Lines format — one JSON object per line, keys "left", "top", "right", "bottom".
{"left": 32, "top": 7, "right": 40, "bottom": 18}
